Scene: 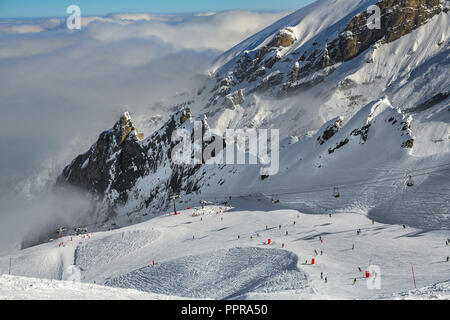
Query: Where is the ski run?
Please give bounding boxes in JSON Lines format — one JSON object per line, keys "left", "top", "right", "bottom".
{"left": 1, "top": 198, "right": 449, "bottom": 300}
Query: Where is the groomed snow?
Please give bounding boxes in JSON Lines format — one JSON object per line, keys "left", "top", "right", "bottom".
{"left": 0, "top": 275, "right": 185, "bottom": 300}
{"left": 1, "top": 198, "right": 449, "bottom": 300}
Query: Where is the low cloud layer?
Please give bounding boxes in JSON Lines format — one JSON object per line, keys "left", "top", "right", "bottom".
{"left": 0, "top": 10, "right": 289, "bottom": 253}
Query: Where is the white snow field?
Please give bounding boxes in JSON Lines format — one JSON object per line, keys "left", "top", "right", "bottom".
{"left": 0, "top": 275, "right": 183, "bottom": 300}
{"left": 1, "top": 198, "right": 449, "bottom": 300}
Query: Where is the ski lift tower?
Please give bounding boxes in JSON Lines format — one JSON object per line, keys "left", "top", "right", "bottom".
{"left": 333, "top": 187, "right": 341, "bottom": 198}
{"left": 170, "top": 194, "right": 180, "bottom": 215}
{"left": 406, "top": 175, "right": 415, "bottom": 187}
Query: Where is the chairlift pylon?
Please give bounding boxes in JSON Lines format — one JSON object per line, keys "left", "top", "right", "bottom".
{"left": 333, "top": 187, "right": 341, "bottom": 198}
{"left": 406, "top": 175, "right": 415, "bottom": 187}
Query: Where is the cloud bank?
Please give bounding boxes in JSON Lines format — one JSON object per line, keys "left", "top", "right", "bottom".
{"left": 0, "top": 10, "right": 290, "bottom": 253}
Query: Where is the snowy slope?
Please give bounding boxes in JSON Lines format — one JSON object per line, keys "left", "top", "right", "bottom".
{"left": 0, "top": 275, "right": 184, "bottom": 300}
{"left": 4, "top": 1, "right": 449, "bottom": 299}
{"left": 210, "top": 0, "right": 379, "bottom": 73}
{"left": 1, "top": 199, "right": 450, "bottom": 300}
{"left": 191, "top": 0, "right": 449, "bottom": 139}
{"left": 382, "top": 281, "right": 450, "bottom": 300}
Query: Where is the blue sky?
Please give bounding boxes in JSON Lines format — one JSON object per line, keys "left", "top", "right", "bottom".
{"left": 0, "top": 0, "right": 315, "bottom": 18}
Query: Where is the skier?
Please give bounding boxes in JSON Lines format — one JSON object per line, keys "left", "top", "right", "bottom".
{"left": 358, "top": 267, "right": 362, "bottom": 272}
{"left": 324, "top": 277, "right": 328, "bottom": 283}
{"left": 352, "top": 244, "right": 355, "bottom": 250}
{"left": 352, "top": 278, "right": 357, "bottom": 286}
{"left": 321, "top": 272, "right": 323, "bottom": 280}
{"left": 447, "top": 256, "right": 449, "bottom": 262}
{"left": 286, "top": 230, "right": 289, "bottom": 236}
{"left": 279, "top": 224, "right": 282, "bottom": 230}
{"left": 403, "top": 225, "right": 406, "bottom": 229}
{"left": 294, "top": 221, "right": 296, "bottom": 225}
{"left": 238, "top": 235, "right": 240, "bottom": 240}
{"left": 320, "top": 250, "right": 323, "bottom": 256}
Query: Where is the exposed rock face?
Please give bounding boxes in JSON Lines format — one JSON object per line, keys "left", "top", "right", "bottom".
{"left": 317, "top": 118, "right": 344, "bottom": 145}
{"left": 286, "top": 0, "right": 445, "bottom": 94}
{"left": 120, "top": 112, "right": 144, "bottom": 143}
{"left": 208, "top": 0, "right": 445, "bottom": 102}
{"left": 351, "top": 124, "right": 371, "bottom": 142}
{"left": 323, "top": 0, "right": 444, "bottom": 67}
{"left": 180, "top": 108, "right": 192, "bottom": 123}
{"left": 318, "top": 98, "right": 416, "bottom": 156}
{"left": 401, "top": 139, "right": 415, "bottom": 149}
{"left": 223, "top": 90, "right": 244, "bottom": 110}
{"left": 291, "top": 62, "right": 300, "bottom": 83}
{"left": 57, "top": 110, "right": 211, "bottom": 216}
{"left": 328, "top": 138, "right": 350, "bottom": 154}
{"left": 59, "top": 113, "right": 147, "bottom": 202}
{"left": 225, "top": 28, "right": 296, "bottom": 87}
{"left": 268, "top": 28, "right": 296, "bottom": 48}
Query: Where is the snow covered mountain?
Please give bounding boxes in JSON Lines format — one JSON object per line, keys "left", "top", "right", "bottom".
{"left": 2, "top": 0, "right": 450, "bottom": 300}
{"left": 190, "top": 0, "right": 449, "bottom": 135}
{"left": 52, "top": 0, "right": 450, "bottom": 239}
{"left": 2, "top": 200, "right": 450, "bottom": 299}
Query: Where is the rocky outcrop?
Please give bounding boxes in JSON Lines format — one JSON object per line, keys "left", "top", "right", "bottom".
{"left": 209, "top": 0, "right": 445, "bottom": 102}
{"left": 222, "top": 90, "right": 244, "bottom": 110}
{"left": 322, "top": 0, "right": 444, "bottom": 67}
{"left": 317, "top": 98, "right": 416, "bottom": 156}
{"left": 286, "top": 0, "right": 445, "bottom": 93}
{"left": 225, "top": 28, "right": 296, "bottom": 87}
{"left": 120, "top": 112, "right": 144, "bottom": 144}
{"left": 317, "top": 117, "right": 344, "bottom": 145}
{"left": 57, "top": 110, "right": 211, "bottom": 217}
{"left": 268, "top": 28, "right": 296, "bottom": 48}
{"left": 58, "top": 113, "right": 147, "bottom": 202}
{"left": 401, "top": 139, "right": 415, "bottom": 149}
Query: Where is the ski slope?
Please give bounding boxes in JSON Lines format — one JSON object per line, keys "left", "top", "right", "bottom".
{"left": 1, "top": 198, "right": 449, "bottom": 300}
{"left": 0, "top": 275, "right": 184, "bottom": 300}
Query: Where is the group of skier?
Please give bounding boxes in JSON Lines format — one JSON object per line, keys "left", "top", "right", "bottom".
{"left": 190, "top": 202, "right": 450, "bottom": 292}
